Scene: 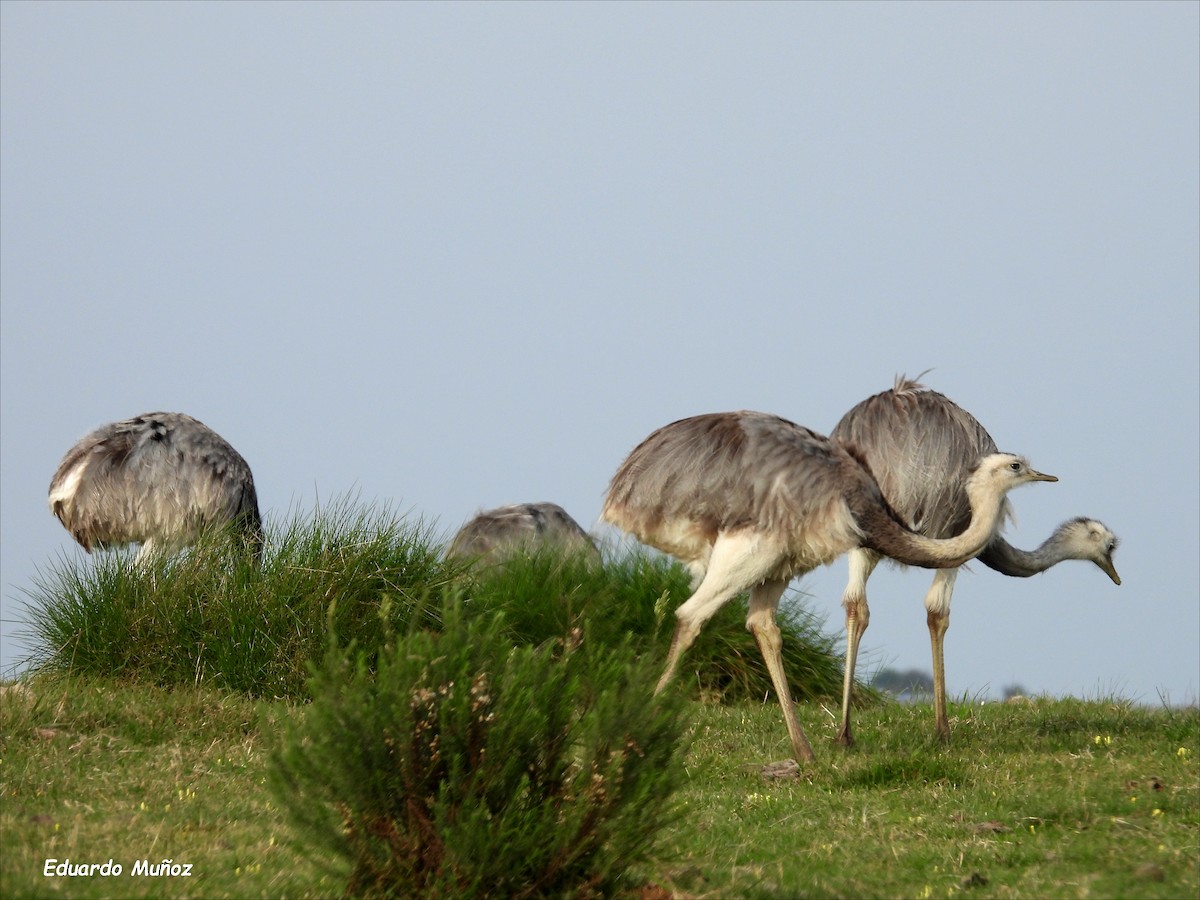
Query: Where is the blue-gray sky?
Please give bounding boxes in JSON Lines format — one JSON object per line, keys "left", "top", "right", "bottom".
{"left": 2, "top": 1, "right": 1197, "bottom": 704}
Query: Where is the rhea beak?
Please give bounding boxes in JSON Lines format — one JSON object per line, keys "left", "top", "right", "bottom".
{"left": 1099, "top": 557, "right": 1122, "bottom": 586}
{"left": 1030, "top": 469, "right": 1058, "bottom": 483}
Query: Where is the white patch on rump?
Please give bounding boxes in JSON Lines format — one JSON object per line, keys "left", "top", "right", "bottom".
{"left": 48, "top": 461, "right": 85, "bottom": 512}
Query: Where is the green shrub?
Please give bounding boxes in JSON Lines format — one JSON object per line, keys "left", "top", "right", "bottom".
{"left": 271, "top": 600, "right": 688, "bottom": 899}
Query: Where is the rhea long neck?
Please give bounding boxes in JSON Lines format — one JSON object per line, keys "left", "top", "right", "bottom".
{"left": 975, "top": 531, "right": 1072, "bottom": 577}
{"left": 854, "top": 477, "right": 1007, "bottom": 570}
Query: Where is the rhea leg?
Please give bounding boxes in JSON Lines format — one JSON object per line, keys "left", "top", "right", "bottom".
{"left": 134, "top": 538, "right": 161, "bottom": 571}
{"left": 837, "top": 549, "right": 879, "bottom": 747}
{"left": 655, "top": 532, "right": 780, "bottom": 695}
{"left": 746, "top": 578, "right": 815, "bottom": 764}
{"left": 924, "top": 568, "right": 958, "bottom": 742}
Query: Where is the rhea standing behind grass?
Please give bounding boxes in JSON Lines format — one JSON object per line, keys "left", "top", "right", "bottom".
{"left": 48, "top": 412, "right": 264, "bottom": 565}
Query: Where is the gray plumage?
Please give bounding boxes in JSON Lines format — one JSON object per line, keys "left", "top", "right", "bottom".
{"left": 447, "top": 502, "right": 599, "bottom": 563}
{"left": 977, "top": 516, "right": 1119, "bottom": 581}
{"left": 602, "top": 410, "right": 1056, "bottom": 765}
{"left": 830, "top": 375, "right": 1120, "bottom": 745}
{"left": 48, "top": 412, "right": 262, "bottom": 563}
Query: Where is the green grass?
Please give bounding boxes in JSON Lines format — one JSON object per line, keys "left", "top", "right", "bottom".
{"left": 0, "top": 677, "right": 327, "bottom": 899}
{"left": 18, "top": 499, "right": 457, "bottom": 698}
{"left": 457, "top": 546, "right": 857, "bottom": 705}
{"left": 2, "top": 677, "right": 1195, "bottom": 899}
{"left": 665, "top": 698, "right": 1199, "bottom": 899}
{"left": 4, "top": 506, "right": 1196, "bottom": 897}
{"left": 16, "top": 501, "right": 863, "bottom": 706}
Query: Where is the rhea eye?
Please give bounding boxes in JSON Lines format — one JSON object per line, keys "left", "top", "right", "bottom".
{"left": 1009, "top": 461, "right": 1022, "bottom": 472}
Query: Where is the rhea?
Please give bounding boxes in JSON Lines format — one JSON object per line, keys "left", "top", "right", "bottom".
{"left": 830, "top": 376, "right": 1120, "bottom": 745}
{"left": 602, "top": 410, "right": 1057, "bottom": 765}
{"left": 49, "top": 412, "right": 263, "bottom": 564}
{"left": 447, "top": 502, "right": 599, "bottom": 563}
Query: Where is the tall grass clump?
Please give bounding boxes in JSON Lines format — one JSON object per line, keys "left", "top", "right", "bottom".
{"left": 272, "top": 600, "right": 689, "bottom": 899}
{"left": 21, "top": 497, "right": 460, "bottom": 698}
{"left": 21, "top": 497, "right": 869, "bottom": 708}
{"left": 463, "top": 547, "right": 863, "bottom": 704}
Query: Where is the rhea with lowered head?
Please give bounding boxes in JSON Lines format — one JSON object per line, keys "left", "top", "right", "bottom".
{"left": 447, "top": 501, "right": 599, "bottom": 563}
{"left": 830, "top": 376, "right": 1120, "bottom": 745}
{"left": 49, "top": 412, "right": 263, "bottom": 565}
{"left": 602, "top": 410, "right": 1057, "bottom": 765}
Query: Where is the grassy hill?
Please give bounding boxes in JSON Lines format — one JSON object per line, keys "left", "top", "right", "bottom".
{"left": 2, "top": 511, "right": 1196, "bottom": 898}
{"left": 2, "top": 676, "right": 1195, "bottom": 899}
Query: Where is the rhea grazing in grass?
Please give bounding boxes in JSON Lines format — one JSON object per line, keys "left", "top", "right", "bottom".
{"left": 602, "top": 410, "right": 1058, "bottom": 765}
{"left": 49, "top": 412, "right": 263, "bottom": 564}
{"left": 448, "top": 502, "right": 599, "bottom": 564}
{"left": 830, "top": 376, "right": 1120, "bottom": 746}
